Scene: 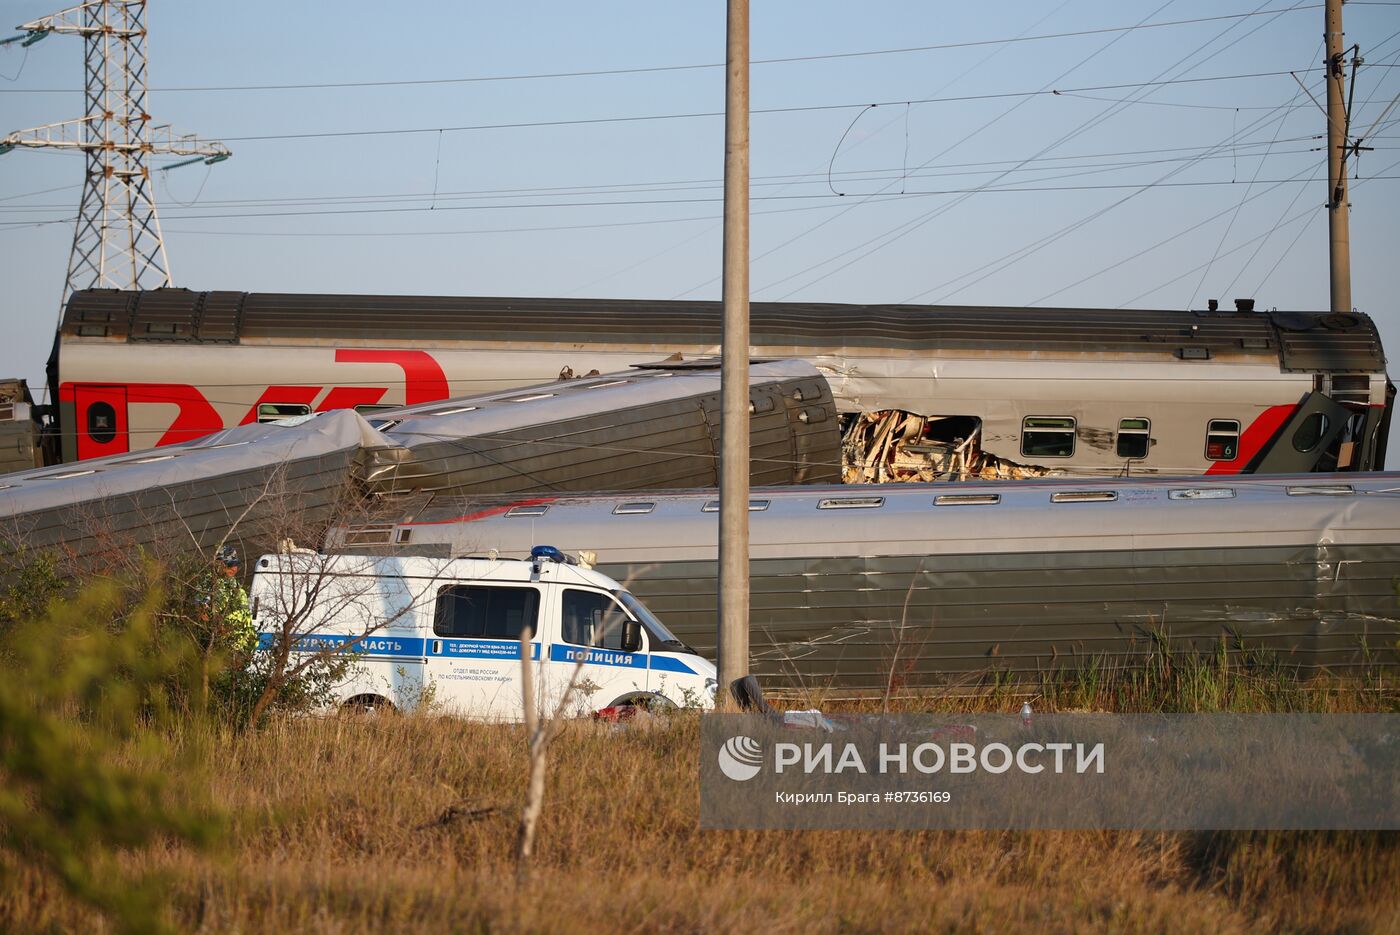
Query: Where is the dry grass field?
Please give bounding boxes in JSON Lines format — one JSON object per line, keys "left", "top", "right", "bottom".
{"left": 2, "top": 666, "right": 1397, "bottom": 935}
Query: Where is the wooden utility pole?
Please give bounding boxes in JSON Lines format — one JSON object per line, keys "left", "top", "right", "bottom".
{"left": 718, "top": 0, "right": 750, "bottom": 701}
{"left": 1325, "top": 0, "right": 1352, "bottom": 313}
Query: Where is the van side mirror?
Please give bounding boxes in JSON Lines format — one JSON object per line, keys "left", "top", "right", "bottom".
{"left": 620, "top": 619, "right": 642, "bottom": 654}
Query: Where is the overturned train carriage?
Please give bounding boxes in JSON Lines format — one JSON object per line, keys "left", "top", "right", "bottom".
{"left": 49, "top": 290, "right": 1392, "bottom": 479}
{"left": 0, "top": 363, "right": 836, "bottom": 572}
{"left": 361, "top": 359, "right": 837, "bottom": 494}
{"left": 0, "top": 411, "right": 377, "bottom": 576}
{"left": 330, "top": 475, "right": 1400, "bottom": 693}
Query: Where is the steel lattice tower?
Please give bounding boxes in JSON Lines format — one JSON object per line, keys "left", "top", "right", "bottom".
{"left": 1, "top": 0, "right": 229, "bottom": 305}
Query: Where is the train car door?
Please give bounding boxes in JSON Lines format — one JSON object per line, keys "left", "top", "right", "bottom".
{"left": 72, "top": 384, "right": 129, "bottom": 460}
{"left": 1248, "top": 392, "right": 1352, "bottom": 473}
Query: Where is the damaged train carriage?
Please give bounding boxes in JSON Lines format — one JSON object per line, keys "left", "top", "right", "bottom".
{"left": 0, "top": 362, "right": 836, "bottom": 573}
{"left": 330, "top": 476, "right": 1400, "bottom": 694}
{"left": 45, "top": 290, "right": 1393, "bottom": 479}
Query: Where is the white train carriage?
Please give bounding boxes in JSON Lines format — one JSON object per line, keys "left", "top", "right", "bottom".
{"left": 49, "top": 290, "right": 1392, "bottom": 478}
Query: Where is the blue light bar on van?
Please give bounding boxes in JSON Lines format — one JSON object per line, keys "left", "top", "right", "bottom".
{"left": 530, "top": 545, "right": 578, "bottom": 565}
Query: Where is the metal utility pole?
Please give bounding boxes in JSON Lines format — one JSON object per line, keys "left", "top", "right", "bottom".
{"left": 717, "top": 0, "right": 750, "bottom": 701}
{"left": 0, "top": 1, "right": 230, "bottom": 307}
{"left": 1325, "top": 0, "right": 1352, "bottom": 313}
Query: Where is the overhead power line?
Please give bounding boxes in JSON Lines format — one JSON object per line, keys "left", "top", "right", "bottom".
{"left": 12, "top": 175, "right": 1395, "bottom": 239}
{"left": 0, "top": 140, "right": 1332, "bottom": 212}
{"left": 0, "top": 8, "right": 1324, "bottom": 95}
{"left": 206, "top": 69, "right": 1317, "bottom": 143}
{"left": 764, "top": 0, "right": 1326, "bottom": 303}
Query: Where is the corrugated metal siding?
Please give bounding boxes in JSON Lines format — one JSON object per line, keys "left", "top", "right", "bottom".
{"left": 3, "top": 366, "right": 841, "bottom": 570}
{"left": 65, "top": 290, "right": 135, "bottom": 338}
{"left": 325, "top": 477, "right": 1400, "bottom": 688}
{"left": 60, "top": 289, "right": 1387, "bottom": 371}
{"left": 364, "top": 369, "right": 840, "bottom": 495}
{"left": 193, "top": 291, "right": 243, "bottom": 342}
{"left": 0, "top": 449, "right": 360, "bottom": 575}
{"left": 598, "top": 543, "right": 1400, "bottom": 693}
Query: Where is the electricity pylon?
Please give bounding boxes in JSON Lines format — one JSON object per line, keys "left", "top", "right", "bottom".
{"left": 0, "top": 0, "right": 230, "bottom": 304}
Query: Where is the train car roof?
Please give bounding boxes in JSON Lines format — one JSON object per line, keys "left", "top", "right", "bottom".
{"left": 60, "top": 289, "right": 1386, "bottom": 373}
{"left": 329, "top": 473, "right": 1400, "bottom": 564}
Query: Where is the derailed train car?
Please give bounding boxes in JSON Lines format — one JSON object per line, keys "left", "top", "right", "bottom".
{"left": 330, "top": 475, "right": 1400, "bottom": 694}
{"left": 44, "top": 289, "right": 1392, "bottom": 479}
{"left": 0, "top": 362, "right": 836, "bottom": 572}
{"left": 359, "top": 359, "right": 837, "bottom": 494}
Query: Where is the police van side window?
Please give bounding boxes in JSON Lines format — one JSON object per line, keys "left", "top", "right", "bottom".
{"left": 433, "top": 586, "right": 539, "bottom": 640}
{"left": 561, "top": 589, "right": 635, "bottom": 652}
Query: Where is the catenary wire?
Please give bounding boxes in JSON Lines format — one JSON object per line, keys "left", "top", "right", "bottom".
{"left": 0, "top": 8, "right": 1325, "bottom": 95}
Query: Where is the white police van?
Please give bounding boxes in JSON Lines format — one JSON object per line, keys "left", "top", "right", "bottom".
{"left": 250, "top": 545, "right": 717, "bottom": 720}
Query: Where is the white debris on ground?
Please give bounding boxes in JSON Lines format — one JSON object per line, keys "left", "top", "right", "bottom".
{"left": 840, "top": 410, "right": 1061, "bottom": 483}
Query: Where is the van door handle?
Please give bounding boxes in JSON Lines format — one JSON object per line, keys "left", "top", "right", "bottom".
{"left": 431, "top": 639, "right": 442, "bottom": 654}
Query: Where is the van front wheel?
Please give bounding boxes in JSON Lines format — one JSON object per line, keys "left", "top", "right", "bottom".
{"left": 604, "top": 691, "right": 679, "bottom": 716}
{"left": 341, "top": 694, "right": 395, "bottom": 716}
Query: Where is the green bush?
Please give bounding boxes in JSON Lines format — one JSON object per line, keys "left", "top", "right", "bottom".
{"left": 0, "top": 578, "right": 222, "bottom": 934}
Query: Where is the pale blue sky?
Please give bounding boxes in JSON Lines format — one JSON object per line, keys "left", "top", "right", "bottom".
{"left": 2, "top": 1, "right": 1398, "bottom": 408}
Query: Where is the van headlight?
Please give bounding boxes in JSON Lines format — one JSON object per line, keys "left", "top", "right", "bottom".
{"left": 704, "top": 677, "right": 718, "bottom": 700}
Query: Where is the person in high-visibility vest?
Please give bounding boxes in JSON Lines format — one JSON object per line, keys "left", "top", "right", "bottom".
{"left": 212, "top": 546, "right": 255, "bottom": 655}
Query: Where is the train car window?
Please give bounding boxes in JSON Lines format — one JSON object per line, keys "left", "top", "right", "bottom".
{"left": 1116, "top": 418, "right": 1151, "bottom": 459}
{"left": 701, "top": 499, "right": 771, "bottom": 512}
{"left": 87, "top": 401, "right": 118, "bottom": 443}
{"left": 1205, "top": 420, "right": 1240, "bottom": 460}
{"left": 934, "top": 494, "right": 1000, "bottom": 506}
{"left": 36, "top": 469, "right": 97, "bottom": 480}
{"left": 506, "top": 504, "right": 549, "bottom": 517}
{"left": 1050, "top": 490, "right": 1117, "bottom": 503}
{"left": 818, "top": 497, "right": 885, "bottom": 510}
{"left": 354, "top": 404, "right": 398, "bottom": 416}
{"left": 1291, "top": 413, "right": 1329, "bottom": 453}
{"left": 1021, "top": 417, "right": 1076, "bottom": 458}
{"left": 613, "top": 501, "right": 656, "bottom": 515}
{"left": 257, "top": 403, "right": 312, "bottom": 423}
{"left": 343, "top": 524, "right": 393, "bottom": 545}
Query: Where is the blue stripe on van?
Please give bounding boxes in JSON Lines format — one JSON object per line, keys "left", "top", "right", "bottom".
{"left": 258, "top": 632, "right": 541, "bottom": 661}
{"left": 548, "top": 644, "right": 647, "bottom": 669}
{"left": 649, "top": 654, "right": 699, "bottom": 676}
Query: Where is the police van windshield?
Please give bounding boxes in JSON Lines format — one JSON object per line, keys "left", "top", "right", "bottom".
{"left": 613, "top": 590, "right": 683, "bottom": 647}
